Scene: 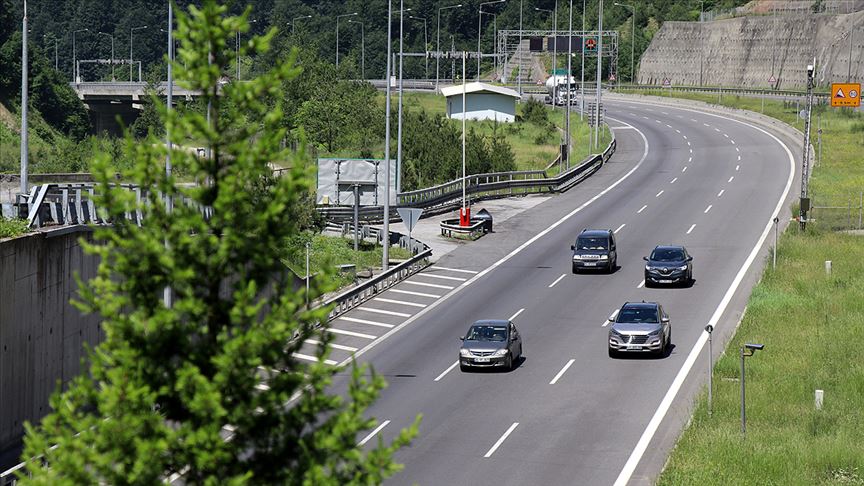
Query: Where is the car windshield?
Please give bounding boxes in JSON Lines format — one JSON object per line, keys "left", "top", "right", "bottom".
{"left": 577, "top": 237, "right": 608, "bottom": 250}
{"left": 617, "top": 307, "right": 659, "bottom": 323}
{"left": 465, "top": 325, "right": 508, "bottom": 342}
{"left": 650, "top": 248, "right": 685, "bottom": 262}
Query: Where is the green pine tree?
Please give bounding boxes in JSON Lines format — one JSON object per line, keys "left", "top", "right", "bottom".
{"left": 19, "top": 2, "right": 418, "bottom": 484}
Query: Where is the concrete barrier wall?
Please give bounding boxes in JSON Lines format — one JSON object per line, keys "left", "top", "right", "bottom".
{"left": 0, "top": 227, "right": 102, "bottom": 451}
{"left": 639, "top": 11, "right": 864, "bottom": 88}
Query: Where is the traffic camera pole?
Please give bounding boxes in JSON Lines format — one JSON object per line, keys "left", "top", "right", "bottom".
{"left": 800, "top": 61, "right": 815, "bottom": 230}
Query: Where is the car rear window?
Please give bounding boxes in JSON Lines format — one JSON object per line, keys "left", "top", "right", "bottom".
{"left": 650, "top": 248, "right": 684, "bottom": 261}
{"left": 466, "top": 325, "right": 508, "bottom": 341}
{"left": 577, "top": 237, "right": 608, "bottom": 250}
{"left": 617, "top": 307, "right": 659, "bottom": 323}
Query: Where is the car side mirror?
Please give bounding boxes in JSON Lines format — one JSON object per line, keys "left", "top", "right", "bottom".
{"left": 459, "top": 336, "right": 465, "bottom": 341}
{"left": 643, "top": 256, "right": 648, "bottom": 261}
{"left": 687, "top": 256, "right": 693, "bottom": 261}
{"left": 661, "top": 317, "right": 669, "bottom": 323}
{"left": 607, "top": 317, "right": 615, "bottom": 323}
{"left": 570, "top": 245, "right": 575, "bottom": 250}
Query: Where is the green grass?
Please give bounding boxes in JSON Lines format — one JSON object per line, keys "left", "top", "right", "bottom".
{"left": 626, "top": 89, "right": 864, "bottom": 485}
{"left": 0, "top": 217, "right": 29, "bottom": 239}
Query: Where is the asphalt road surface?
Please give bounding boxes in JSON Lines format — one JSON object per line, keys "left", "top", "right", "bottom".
{"left": 308, "top": 98, "right": 798, "bottom": 485}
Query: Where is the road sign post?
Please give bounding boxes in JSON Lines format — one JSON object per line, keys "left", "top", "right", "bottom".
{"left": 397, "top": 207, "right": 423, "bottom": 254}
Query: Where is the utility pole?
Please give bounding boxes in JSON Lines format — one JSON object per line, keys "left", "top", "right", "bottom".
{"left": 383, "top": 0, "right": 394, "bottom": 271}
{"left": 800, "top": 61, "right": 815, "bottom": 230}
{"left": 397, "top": 3, "right": 406, "bottom": 195}
{"left": 518, "top": 0, "right": 523, "bottom": 96}
{"left": 20, "top": 0, "right": 29, "bottom": 196}
{"left": 436, "top": 4, "right": 463, "bottom": 90}
{"left": 164, "top": 0, "right": 173, "bottom": 308}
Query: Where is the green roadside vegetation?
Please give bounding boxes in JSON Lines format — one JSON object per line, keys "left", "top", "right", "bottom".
{"left": 0, "top": 217, "right": 28, "bottom": 238}
{"left": 624, "top": 90, "right": 864, "bottom": 485}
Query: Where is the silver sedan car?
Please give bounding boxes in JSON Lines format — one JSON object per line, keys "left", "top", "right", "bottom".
{"left": 459, "top": 320, "right": 523, "bottom": 371}
{"left": 608, "top": 301, "right": 671, "bottom": 358}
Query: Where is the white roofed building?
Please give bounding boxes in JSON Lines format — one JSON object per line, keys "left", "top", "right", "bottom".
{"left": 440, "top": 82, "right": 521, "bottom": 123}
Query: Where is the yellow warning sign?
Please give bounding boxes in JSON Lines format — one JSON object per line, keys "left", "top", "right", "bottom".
{"left": 831, "top": 83, "right": 861, "bottom": 107}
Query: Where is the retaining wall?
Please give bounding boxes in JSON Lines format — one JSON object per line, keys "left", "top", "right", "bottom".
{"left": 639, "top": 10, "right": 864, "bottom": 88}
{"left": 0, "top": 227, "right": 102, "bottom": 451}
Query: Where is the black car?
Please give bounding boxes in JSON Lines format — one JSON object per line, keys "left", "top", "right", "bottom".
{"left": 459, "top": 320, "right": 523, "bottom": 371}
{"left": 571, "top": 228, "right": 617, "bottom": 273}
{"left": 644, "top": 245, "right": 693, "bottom": 287}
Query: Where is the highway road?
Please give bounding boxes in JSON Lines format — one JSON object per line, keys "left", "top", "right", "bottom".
{"left": 302, "top": 98, "right": 798, "bottom": 485}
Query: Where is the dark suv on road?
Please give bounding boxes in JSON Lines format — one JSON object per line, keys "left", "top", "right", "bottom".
{"left": 644, "top": 245, "right": 693, "bottom": 287}
{"left": 571, "top": 228, "right": 617, "bottom": 273}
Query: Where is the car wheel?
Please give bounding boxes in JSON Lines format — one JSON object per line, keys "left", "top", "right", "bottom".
{"left": 608, "top": 347, "right": 618, "bottom": 358}
{"left": 505, "top": 355, "right": 514, "bottom": 370}
{"left": 460, "top": 363, "right": 469, "bottom": 372}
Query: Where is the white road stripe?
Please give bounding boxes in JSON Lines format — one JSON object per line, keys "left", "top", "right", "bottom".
{"left": 718, "top": 189, "right": 725, "bottom": 197}
{"left": 688, "top": 156, "right": 692, "bottom": 162}
{"left": 656, "top": 119, "right": 662, "bottom": 124}
{"left": 418, "top": 273, "right": 467, "bottom": 282}
{"left": 614, "top": 223, "right": 626, "bottom": 233}
{"left": 738, "top": 155, "right": 741, "bottom": 161}
{"left": 549, "top": 359, "right": 576, "bottom": 385}
{"left": 338, "top": 316, "right": 395, "bottom": 329}
{"left": 358, "top": 306, "right": 411, "bottom": 318}
{"left": 358, "top": 420, "right": 391, "bottom": 446}
{"left": 637, "top": 280, "right": 645, "bottom": 288}
{"left": 728, "top": 176, "right": 735, "bottom": 183}
{"left": 509, "top": 308, "right": 525, "bottom": 321}
{"left": 434, "top": 361, "right": 460, "bottom": 382}
{"left": 431, "top": 266, "right": 478, "bottom": 274}
{"left": 292, "top": 352, "right": 338, "bottom": 366}
{"left": 682, "top": 166, "right": 688, "bottom": 172}
{"left": 656, "top": 190, "right": 664, "bottom": 197}
{"left": 702, "top": 122, "right": 709, "bottom": 126}
{"left": 305, "top": 339, "right": 357, "bottom": 352}
{"left": 661, "top": 111, "right": 669, "bottom": 115}
{"left": 689, "top": 148, "right": 693, "bottom": 154}
{"left": 373, "top": 297, "right": 427, "bottom": 308}
{"left": 548, "top": 274, "right": 566, "bottom": 288}
{"left": 736, "top": 165, "right": 740, "bottom": 171}
{"left": 704, "top": 205, "right": 713, "bottom": 214}
{"left": 326, "top": 328, "right": 377, "bottom": 340}
{"left": 390, "top": 288, "right": 441, "bottom": 298}
{"left": 686, "top": 141, "right": 691, "bottom": 146}
{"left": 714, "top": 127, "right": 721, "bottom": 132}
{"left": 403, "top": 280, "right": 454, "bottom": 290}
{"left": 675, "top": 129, "right": 681, "bottom": 133}
{"left": 603, "top": 309, "right": 620, "bottom": 327}
{"left": 736, "top": 147, "right": 740, "bottom": 152}
{"left": 686, "top": 224, "right": 696, "bottom": 234}
{"left": 665, "top": 124, "right": 673, "bottom": 128}
{"left": 682, "top": 135, "right": 688, "bottom": 140}
{"left": 670, "top": 177, "right": 678, "bottom": 184}
{"left": 612, "top": 126, "right": 637, "bottom": 130}
{"left": 731, "top": 140, "right": 736, "bottom": 145}
{"left": 638, "top": 205, "right": 648, "bottom": 214}
{"left": 723, "top": 133, "right": 729, "bottom": 138}
{"left": 642, "top": 115, "right": 650, "bottom": 119}
{"left": 484, "top": 423, "right": 520, "bottom": 458}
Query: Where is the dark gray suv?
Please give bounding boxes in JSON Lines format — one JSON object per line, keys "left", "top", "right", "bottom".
{"left": 459, "top": 320, "right": 523, "bottom": 371}
{"left": 644, "top": 245, "right": 693, "bottom": 287}
{"left": 571, "top": 228, "right": 617, "bottom": 273}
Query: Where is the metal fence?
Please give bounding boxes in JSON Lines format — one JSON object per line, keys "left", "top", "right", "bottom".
{"left": 810, "top": 192, "right": 864, "bottom": 231}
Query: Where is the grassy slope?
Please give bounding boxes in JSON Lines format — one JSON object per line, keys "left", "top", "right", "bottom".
{"left": 624, "top": 90, "right": 864, "bottom": 485}
{"left": 0, "top": 101, "right": 79, "bottom": 174}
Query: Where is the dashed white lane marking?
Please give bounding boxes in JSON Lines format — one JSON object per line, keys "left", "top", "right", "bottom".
{"left": 390, "top": 288, "right": 441, "bottom": 298}
{"left": 682, "top": 166, "right": 688, "bottom": 173}
{"left": 675, "top": 129, "right": 681, "bottom": 134}
{"left": 629, "top": 112, "right": 638, "bottom": 116}
{"left": 338, "top": 316, "right": 395, "bottom": 329}
{"left": 738, "top": 155, "right": 741, "bottom": 161}
{"left": 689, "top": 148, "right": 693, "bottom": 154}
{"left": 637, "top": 280, "right": 645, "bottom": 288}
{"left": 509, "top": 308, "right": 526, "bottom": 321}
{"left": 549, "top": 359, "right": 576, "bottom": 385}
{"left": 638, "top": 205, "right": 648, "bottom": 214}
{"left": 688, "top": 156, "right": 692, "bottom": 162}
{"left": 305, "top": 339, "right": 357, "bottom": 352}
{"left": 723, "top": 133, "right": 729, "bottom": 138}
{"left": 728, "top": 176, "right": 735, "bottom": 183}
{"left": 656, "top": 190, "right": 664, "bottom": 197}
{"left": 327, "top": 328, "right": 377, "bottom": 340}
{"left": 661, "top": 111, "right": 669, "bottom": 115}
{"left": 645, "top": 108, "right": 654, "bottom": 111}
{"left": 434, "top": 360, "right": 460, "bottom": 381}
{"left": 682, "top": 135, "right": 688, "bottom": 140}
{"left": 431, "top": 266, "right": 478, "bottom": 274}
{"left": 714, "top": 127, "right": 721, "bottom": 132}
{"left": 704, "top": 205, "right": 713, "bottom": 214}
{"left": 736, "top": 147, "right": 740, "bottom": 152}
{"left": 665, "top": 124, "right": 673, "bottom": 128}
{"left": 718, "top": 189, "right": 725, "bottom": 198}
{"left": 373, "top": 297, "right": 427, "bottom": 308}
{"left": 358, "top": 307, "right": 411, "bottom": 318}
{"left": 548, "top": 274, "right": 566, "bottom": 288}
{"left": 687, "top": 224, "right": 696, "bottom": 234}
{"left": 670, "top": 177, "right": 678, "bottom": 184}
{"left": 731, "top": 140, "right": 736, "bottom": 145}
{"left": 485, "top": 423, "right": 520, "bottom": 458}
{"left": 702, "top": 122, "right": 709, "bottom": 126}
{"left": 656, "top": 119, "right": 663, "bottom": 124}
{"left": 403, "top": 280, "right": 454, "bottom": 290}
{"left": 642, "top": 115, "right": 650, "bottom": 120}
{"left": 418, "top": 273, "right": 467, "bottom": 282}
{"left": 292, "top": 352, "right": 338, "bottom": 366}
{"left": 615, "top": 223, "right": 627, "bottom": 233}
{"left": 687, "top": 141, "right": 691, "bottom": 146}
{"left": 603, "top": 309, "right": 620, "bottom": 327}
{"left": 736, "top": 165, "right": 740, "bottom": 171}
{"left": 358, "top": 420, "right": 391, "bottom": 446}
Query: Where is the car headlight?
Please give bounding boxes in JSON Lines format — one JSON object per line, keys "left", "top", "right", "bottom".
{"left": 645, "top": 265, "right": 654, "bottom": 270}
{"left": 647, "top": 329, "right": 662, "bottom": 336}
{"left": 600, "top": 254, "right": 609, "bottom": 260}
{"left": 493, "top": 349, "right": 509, "bottom": 357}
{"left": 609, "top": 330, "right": 623, "bottom": 340}
{"left": 572, "top": 254, "right": 582, "bottom": 260}
{"left": 460, "top": 349, "right": 471, "bottom": 357}
{"left": 677, "top": 265, "right": 689, "bottom": 271}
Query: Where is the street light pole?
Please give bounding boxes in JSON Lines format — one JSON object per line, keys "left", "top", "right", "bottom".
{"left": 349, "top": 20, "right": 365, "bottom": 79}
{"left": 130, "top": 26, "right": 147, "bottom": 82}
{"left": 72, "top": 28, "right": 88, "bottom": 83}
{"left": 614, "top": 3, "right": 635, "bottom": 83}
{"left": 336, "top": 12, "right": 358, "bottom": 67}
{"left": 20, "top": 0, "right": 28, "bottom": 197}
{"left": 535, "top": 7, "right": 554, "bottom": 107}
{"left": 580, "top": 0, "right": 585, "bottom": 120}
{"left": 518, "top": 0, "right": 523, "bottom": 95}
{"left": 700, "top": 0, "right": 704, "bottom": 87}
{"left": 565, "top": 0, "right": 573, "bottom": 168}
{"left": 97, "top": 32, "right": 115, "bottom": 81}
{"left": 44, "top": 34, "right": 58, "bottom": 70}
{"left": 397, "top": 5, "right": 410, "bottom": 195}
{"left": 164, "top": 0, "right": 173, "bottom": 307}
{"left": 436, "top": 4, "right": 463, "bottom": 90}
{"left": 478, "top": 0, "right": 506, "bottom": 80}
{"left": 383, "top": 0, "right": 394, "bottom": 271}
{"left": 292, "top": 15, "right": 312, "bottom": 36}
{"left": 410, "top": 16, "right": 429, "bottom": 79}
{"left": 595, "top": 0, "right": 603, "bottom": 150}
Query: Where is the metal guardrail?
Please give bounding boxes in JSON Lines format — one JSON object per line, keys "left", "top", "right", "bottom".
{"left": 318, "top": 136, "right": 616, "bottom": 225}
{"left": 612, "top": 84, "right": 831, "bottom": 102}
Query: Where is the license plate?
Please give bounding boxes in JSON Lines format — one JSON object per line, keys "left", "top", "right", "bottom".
{"left": 474, "top": 357, "right": 490, "bottom": 363}
{"left": 659, "top": 279, "right": 673, "bottom": 284}
{"left": 627, "top": 346, "right": 641, "bottom": 350}
{"left": 583, "top": 262, "right": 597, "bottom": 267}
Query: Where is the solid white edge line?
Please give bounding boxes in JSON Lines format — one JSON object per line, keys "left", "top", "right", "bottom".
{"left": 686, "top": 224, "right": 696, "bottom": 234}
{"left": 335, "top": 117, "right": 651, "bottom": 368}
{"left": 434, "top": 360, "right": 460, "bottom": 382}
{"left": 358, "top": 420, "right": 391, "bottom": 446}
{"left": 614, "top": 223, "right": 626, "bottom": 233}
{"left": 484, "top": 422, "right": 520, "bottom": 458}
{"left": 430, "top": 266, "right": 479, "bottom": 274}
{"left": 611, "top": 99, "right": 796, "bottom": 486}
{"left": 548, "top": 274, "right": 566, "bottom": 288}
{"left": 509, "top": 308, "right": 526, "bottom": 321}
{"left": 549, "top": 359, "right": 576, "bottom": 385}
